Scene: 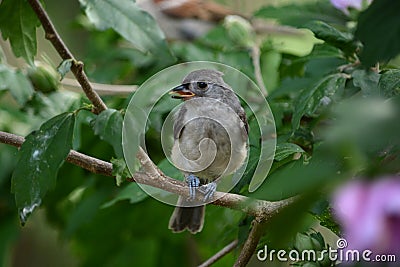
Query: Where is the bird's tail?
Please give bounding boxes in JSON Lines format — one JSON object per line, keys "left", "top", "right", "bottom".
{"left": 169, "top": 197, "right": 205, "bottom": 234}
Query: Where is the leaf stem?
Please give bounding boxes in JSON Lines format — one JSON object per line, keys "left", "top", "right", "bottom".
{"left": 251, "top": 44, "right": 268, "bottom": 96}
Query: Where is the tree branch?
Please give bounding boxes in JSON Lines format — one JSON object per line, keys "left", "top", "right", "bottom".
{"left": 0, "top": 130, "right": 294, "bottom": 217}
{"left": 27, "top": 0, "right": 107, "bottom": 114}
{"left": 198, "top": 240, "right": 238, "bottom": 267}
{"left": 61, "top": 78, "right": 137, "bottom": 96}
{"left": 234, "top": 220, "right": 266, "bottom": 267}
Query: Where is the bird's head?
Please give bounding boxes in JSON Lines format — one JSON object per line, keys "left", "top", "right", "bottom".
{"left": 169, "top": 69, "right": 230, "bottom": 100}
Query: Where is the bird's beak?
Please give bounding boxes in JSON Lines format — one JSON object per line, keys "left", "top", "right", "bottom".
{"left": 169, "top": 83, "right": 195, "bottom": 99}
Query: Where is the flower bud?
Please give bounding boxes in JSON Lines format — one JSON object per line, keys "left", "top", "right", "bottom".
{"left": 27, "top": 61, "right": 59, "bottom": 93}
{"left": 223, "top": 15, "right": 255, "bottom": 48}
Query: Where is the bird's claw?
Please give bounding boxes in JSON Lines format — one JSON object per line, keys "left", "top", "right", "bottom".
{"left": 201, "top": 182, "right": 217, "bottom": 202}
{"left": 186, "top": 174, "right": 200, "bottom": 201}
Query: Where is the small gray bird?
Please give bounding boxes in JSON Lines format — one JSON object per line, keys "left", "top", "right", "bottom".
{"left": 168, "top": 69, "right": 248, "bottom": 233}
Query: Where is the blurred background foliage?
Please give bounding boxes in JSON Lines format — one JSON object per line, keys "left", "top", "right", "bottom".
{"left": 0, "top": 0, "right": 399, "bottom": 266}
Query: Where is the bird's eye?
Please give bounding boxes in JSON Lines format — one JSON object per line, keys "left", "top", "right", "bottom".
{"left": 197, "top": 82, "right": 208, "bottom": 89}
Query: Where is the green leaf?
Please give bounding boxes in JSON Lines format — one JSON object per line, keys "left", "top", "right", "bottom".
{"left": 254, "top": 1, "right": 348, "bottom": 27}
{"left": 0, "top": 0, "right": 40, "bottom": 65}
{"left": 312, "top": 205, "right": 341, "bottom": 236}
{"left": 79, "top": 0, "right": 173, "bottom": 62}
{"left": 250, "top": 150, "right": 341, "bottom": 201}
{"left": 352, "top": 69, "right": 380, "bottom": 96}
{"left": 11, "top": 112, "right": 75, "bottom": 225}
{"left": 355, "top": 0, "right": 400, "bottom": 66}
{"left": 378, "top": 69, "right": 400, "bottom": 98}
{"left": 260, "top": 194, "right": 319, "bottom": 248}
{"left": 92, "top": 109, "right": 123, "bottom": 158}
{"left": 274, "top": 143, "right": 305, "bottom": 161}
{"left": 0, "top": 64, "right": 34, "bottom": 105}
{"left": 294, "top": 231, "right": 325, "bottom": 252}
{"left": 323, "top": 97, "right": 400, "bottom": 158}
{"left": 57, "top": 59, "right": 74, "bottom": 80}
{"left": 305, "top": 21, "right": 358, "bottom": 56}
{"left": 111, "top": 158, "right": 132, "bottom": 186}
{"left": 101, "top": 183, "right": 148, "bottom": 208}
{"left": 293, "top": 43, "right": 343, "bottom": 65}
{"left": 64, "top": 188, "right": 108, "bottom": 237}
{"left": 231, "top": 146, "right": 260, "bottom": 194}
{"left": 263, "top": 28, "right": 321, "bottom": 57}
{"left": 292, "top": 73, "right": 347, "bottom": 130}
{"left": 260, "top": 50, "right": 281, "bottom": 92}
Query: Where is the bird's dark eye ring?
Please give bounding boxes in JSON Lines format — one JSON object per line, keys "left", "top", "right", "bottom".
{"left": 197, "top": 82, "right": 208, "bottom": 89}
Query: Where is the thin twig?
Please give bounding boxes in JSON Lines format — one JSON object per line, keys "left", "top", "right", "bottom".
{"left": 198, "top": 240, "right": 239, "bottom": 267}
{"left": 252, "top": 19, "right": 303, "bottom": 36}
{"left": 250, "top": 44, "right": 268, "bottom": 96}
{"left": 27, "top": 0, "right": 107, "bottom": 114}
{"left": 234, "top": 220, "right": 266, "bottom": 267}
{"left": 61, "top": 78, "right": 137, "bottom": 96}
{"left": 0, "top": 130, "right": 294, "bottom": 216}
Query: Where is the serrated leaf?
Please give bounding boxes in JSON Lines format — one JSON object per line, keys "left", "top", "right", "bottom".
{"left": 92, "top": 109, "right": 123, "bottom": 158}
{"left": 378, "top": 69, "right": 400, "bottom": 98}
{"left": 111, "top": 158, "right": 132, "bottom": 186}
{"left": 0, "top": 0, "right": 40, "bottom": 65}
{"left": 0, "top": 64, "right": 34, "bottom": 105}
{"left": 352, "top": 69, "right": 380, "bottom": 96}
{"left": 305, "top": 21, "right": 358, "bottom": 56}
{"left": 274, "top": 143, "right": 305, "bottom": 161}
{"left": 79, "top": 0, "right": 173, "bottom": 62}
{"left": 57, "top": 59, "right": 73, "bottom": 80}
{"left": 355, "top": 0, "right": 400, "bottom": 66}
{"left": 101, "top": 183, "right": 148, "bottom": 208}
{"left": 292, "top": 73, "right": 347, "bottom": 130}
{"left": 11, "top": 112, "right": 75, "bottom": 225}
{"left": 254, "top": 2, "right": 348, "bottom": 27}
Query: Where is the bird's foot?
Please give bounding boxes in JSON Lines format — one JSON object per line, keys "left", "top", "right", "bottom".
{"left": 200, "top": 182, "right": 217, "bottom": 202}
{"left": 186, "top": 174, "right": 200, "bottom": 201}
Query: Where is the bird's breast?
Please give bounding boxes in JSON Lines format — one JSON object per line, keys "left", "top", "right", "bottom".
{"left": 171, "top": 98, "right": 247, "bottom": 180}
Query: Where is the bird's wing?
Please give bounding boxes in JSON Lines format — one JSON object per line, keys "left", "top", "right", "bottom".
{"left": 237, "top": 107, "right": 249, "bottom": 138}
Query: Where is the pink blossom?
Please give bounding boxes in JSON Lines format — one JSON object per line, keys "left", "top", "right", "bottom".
{"left": 330, "top": 0, "right": 372, "bottom": 14}
{"left": 333, "top": 177, "right": 400, "bottom": 257}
